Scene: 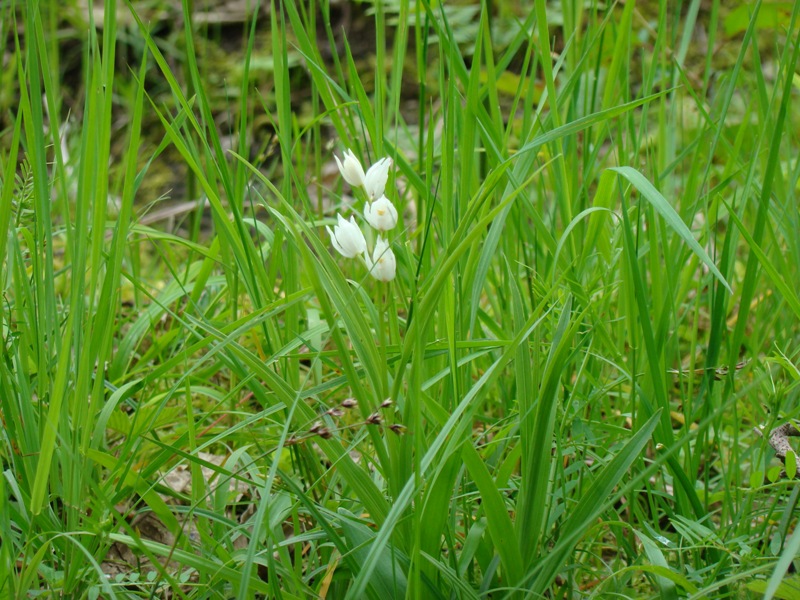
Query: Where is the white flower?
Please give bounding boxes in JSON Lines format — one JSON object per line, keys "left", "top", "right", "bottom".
{"left": 364, "top": 157, "right": 392, "bottom": 201}
{"left": 363, "top": 195, "right": 399, "bottom": 232}
{"left": 365, "top": 236, "right": 396, "bottom": 282}
{"left": 335, "top": 149, "right": 366, "bottom": 188}
{"left": 327, "top": 214, "right": 367, "bottom": 258}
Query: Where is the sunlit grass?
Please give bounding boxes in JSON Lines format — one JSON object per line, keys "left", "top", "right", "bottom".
{"left": 2, "top": 0, "right": 800, "bottom": 598}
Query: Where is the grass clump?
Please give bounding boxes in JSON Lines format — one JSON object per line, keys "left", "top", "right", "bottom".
{"left": 2, "top": 0, "right": 800, "bottom": 598}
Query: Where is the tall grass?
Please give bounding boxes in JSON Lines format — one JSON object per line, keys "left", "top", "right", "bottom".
{"left": 2, "top": 0, "right": 800, "bottom": 597}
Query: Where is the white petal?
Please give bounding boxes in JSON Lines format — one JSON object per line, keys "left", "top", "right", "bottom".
{"left": 328, "top": 214, "right": 366, "bottom": 258}
{"left": 335, "top": 149, "right": 366, "bottom": 187}
{"left": 369, "top": 236, "right": 397, "bottom": 282}
{"left": 364, "top": 157, "right": 392, "bottom": 201}
{"left": 327, "top": 225, "right": 346, "bottom": 256}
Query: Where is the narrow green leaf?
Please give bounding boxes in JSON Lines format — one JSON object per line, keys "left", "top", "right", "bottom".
{"left": 340, "top": 509, "right": 409, "bottom": 600}
{"left": 462, "top": 444, "right": 524, "bottom": 586}
{"left": 727, "top": 207, "right": 800, "bottom": 321}
{"left": 610, "top": 166, "right": 731, "bottom": 294}
{"left": 765, "top": 526, "right": 800, "bottom": 600}
{"left": 527, "top": 410, "right": 662, "bottom": 592}
{"left": 636, "top": 530, "right": 680, "bottom": 600}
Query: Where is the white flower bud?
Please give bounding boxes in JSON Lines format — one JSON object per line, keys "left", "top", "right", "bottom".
{"left": 363, "top": 195, "right": 399, "bottom": 232}
{"left": 334, "top": 149, "right": 366, "bottom": 188}
{"left": 364, "top": 157, "right": 392, "bottom": 201}
{"left": 365, "top": 236, "right": 396, "bottom": 282}
{"left": 327, "top": 214, "right": 367, "bottom": 258}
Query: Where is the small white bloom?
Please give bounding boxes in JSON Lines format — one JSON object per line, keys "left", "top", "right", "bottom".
{"left": 364, "top": 157, "right": 392, "bottom": 201}
{"left": 363, "top": 195, "right": 399, "bottom": 232}
{"left": 327, "top": 214, "right": 367, "bottom": 258}
{"left": 335, "top": 149, "right": 366, "bottom": 188}
{"left": 365, "top": 236, "right": 396, "bottom": 282}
